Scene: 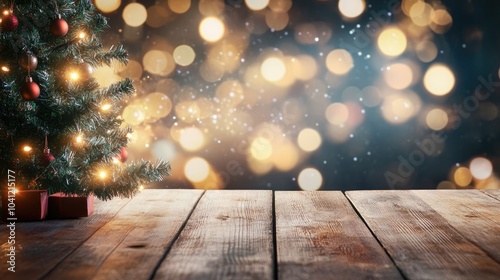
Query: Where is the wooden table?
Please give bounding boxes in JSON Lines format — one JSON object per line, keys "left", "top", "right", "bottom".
{"left": 1, "top": 189, "right": 500, "bottom": 279}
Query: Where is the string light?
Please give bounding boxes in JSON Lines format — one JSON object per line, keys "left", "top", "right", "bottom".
{"left": 1, "top": 66, "right": 9, "bottom": 72}
{"left": 101, "top": 103, "right": 112, "bottom": 111}
{"left": 75, "top": 134, "right": 84, "bottom": 144}
{"left": 112, "top": 157, "right": 120, "bottom": 164}
{"left": 98, "top": 170, "right": 107, "bottom": 179}
{"left": 69, "top": 71, "right": 79, "bottom": 81}
{"left": 23, "top": 145, "right": 32, "bottom": 152}
{"left": 78, "top": 32, "right": 86, "bottom": 39}
{"left": 138, "top": 185, "right": 144, "bottom": 191}
{"left": 2, "top": 10, "right": 10, "bottom": 16}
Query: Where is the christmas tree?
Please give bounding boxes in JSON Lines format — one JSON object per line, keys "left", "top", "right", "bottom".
{"left": 0, "top": 0, "right": 171, "bottom": 200}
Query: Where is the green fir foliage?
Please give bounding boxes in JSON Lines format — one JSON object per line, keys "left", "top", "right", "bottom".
{"left": 0, "top": 0, "right": 171, "bottom": 200}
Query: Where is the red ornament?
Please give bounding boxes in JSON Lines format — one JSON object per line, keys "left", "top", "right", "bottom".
{"left": 50, "top": 15, "right": 68, "bottom": 37}
{"left": 1, "top": 13, "right": 18, "bottom": 31}
{"left": 39, "top": 151, "right": 55, "bottom": 167}
{"left": 21, "top": 77, "right": 40, "bottom": 101}
{"left": 119, "top": 147, "right": 128, "bottom": 163}
{"left": 39, "top": 136, "right": 55, "bottom": 167}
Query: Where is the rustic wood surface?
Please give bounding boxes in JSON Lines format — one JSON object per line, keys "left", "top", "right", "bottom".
{"left": 153, "top": 190, "right": 274, "bottom": 280}
{"left": 346, "top": 190, "right": 500, "bottom": 280}
{"left": 1, "top": 189, "right": 500, "bottom": 280}
{"left": 275, "top": 191, "right": 403, "bottom": 279}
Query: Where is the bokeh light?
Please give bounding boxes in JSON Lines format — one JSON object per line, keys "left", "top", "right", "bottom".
{"left": 179, "top": 127, "right": 205, "bottom": 151}
{"left": 261, "top": 57, "right": 286, "bottom": 82}
{"left": 199, "top": 17, "right": 225, "bottom": 42}
{"left": 377, "top": 27, "right": 407, "bottom": 57}
{"left": 383, "top": 63, "right": 413, "bottom": 90}
{"left": 173, "top": 45, "right": 196, "bottom": 66}
{"left": 168, "top": 0, "right": 191, "bottom": 14}
{"left": 338, "top": 0, "right": 365, "bottom": 19}
{"left": 184, "top": 157, "right": 210, "bottom": 182}
{"left": 245, "top": 0, "right": 270, "bottom": 11}
{"left": 326, "top": 49, "right": 353, "bottom": 75}
{"left": 423, "top": 64, "right": 455, "bottom": 96}
{"left": 469, "top": 157, "right": 493, "bottom": 180}
{"left": 425, "top": 108, "right": 448, "bottom": 130}
{"left": 122, "top": 3, "right": 147, "bottom": 27}
{"left": 95, "top": 0, "right": 121, "bottom": 13}
{"left": 453, "top": 167, "right": 472, "bottom": 187}
{"left": 298, "top": 168, "right": 323, "bottom": 191}
{"left": 297, "top": 128, "right": 322, "bottom": 152}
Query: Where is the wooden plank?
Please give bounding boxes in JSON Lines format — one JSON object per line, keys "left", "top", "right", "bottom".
{"left": 153, "top": 190, "right": 274, "bottom": 280}
{"left": 412, "top": 190, "right": 500, "bottom": 264}
{"left": 0, "top": 196, "right": 131, "bottom": 280}
{"left": 481, "top": 189, "right": 500, "bottom": 201}
{"left": 45, "top": 189, "right": 204, "bottom": 280}
{"left": 275, "top": 191, "right": 403, "bottom": 279}
{"left": 346, "top": 190, "right": 500, "bottom": 280}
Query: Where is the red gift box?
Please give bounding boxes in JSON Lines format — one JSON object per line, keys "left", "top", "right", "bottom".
{"left": 48, "top": 192, "right": 94, "bottom": 218}
{"left": 1, "top": 190, "right": 49, "bottom": 221}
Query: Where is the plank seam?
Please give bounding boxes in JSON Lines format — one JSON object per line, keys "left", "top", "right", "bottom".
{"left": 147, "top": 190, "right": 206, "bottom": 280}
{"left": 343, "top": 191, "right": 408, "bottom": 280}
{"left": 480, "top": 190, "right": 500, "bottom": 202}
{"left": 40, "top": 197, "right": 134, "bottom": 278}
{"left": 272, "top": 191, "right": 278, "bottom": 280}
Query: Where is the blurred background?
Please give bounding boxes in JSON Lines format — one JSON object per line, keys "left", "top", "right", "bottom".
{"left": 91, "top": 0, "right": 500, "bottom": 191}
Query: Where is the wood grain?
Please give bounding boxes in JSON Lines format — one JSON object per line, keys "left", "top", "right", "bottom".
{"left": 153, "top": 190, "right": 274, "bottom": 280}
{"left": 275, "top": 191, "right": 403, "bottom": 279}
{"left": 481, "top": 189, "right": 500, "bottom": 201}
{"left": 412, "top": 190, "right": 500, "bottom": 264}
{"left": 45, "top": 189, "right": 204, "bottom": 280}
{"left": 346, "top": 190, "right": 500, "bottom": 280}
{"left": 0, "top": 196, "right": 131, "bottom": 280}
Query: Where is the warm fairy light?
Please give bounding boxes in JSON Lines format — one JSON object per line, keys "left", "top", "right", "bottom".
{"left": 184, "top": 157, "right": 210, "bottom": 182}
{"left": 338, "top": 0, "right": 365, "bottom": 19}
{"left": 69, "top": 71, "right": 79, "bottom": 81}
{"left": 101, "top": 103, "right": 112, "bottom": 111}
{"left": 78, "top": 32, "right": 86, "bottom": 39}
{"left": 245, "top": 0, "right": 270, "bottom": 11}
{"left": 122, "top": 3, "right": 147, "bottom": 27}
{"left": 261, "top": 57, "right": 286, "bottom": 82}
{"left": 95, "top": 0, "right": 121, "bottom": 13}
{"left": 23, "top": 146, "right": 32, "bottom": 152}
{"left": 138, "top": 185, "right": 145, "bottom": 191}
{"left": 298, "top": 168, "right": 323, "bottom": 191}
{"left": 1, "top": 66, "right": 9, "bottom": 72}
{"left": 199, "top": 17, "right": 225, "bottom": 43}
{"left": 423, "top": 64, "right": 455, "bottom": 96}
{"left": 112, "top": 157, "right": 120, "bottom": 164}
{"left": 297, "top": 128, "right": 322, "bottom": 152}
{"left": 325, "top": 103, "right": 349, "bottom": 125}
{"left": 98, "top": 170, "right": 107, "bottom": 179}
{"left": 469, "top": 157, "right": 493, "bottom": 180}
{"left": 2, "top": 10, "right": 10, "bottom": 16}
{"left": 377, "top": 27, "right": 407, "bottom": 57}
{"left": 75, "top": 134, "right": 84, "bottom": 144}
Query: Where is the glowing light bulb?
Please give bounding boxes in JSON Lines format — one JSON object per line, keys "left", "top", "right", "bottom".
{"left": 69, "top": 71, "right": 79, "bottom": 81}
{"left": 75, "top": 134, "right": 83, "bottom": 144}
{"left": 78, "top": 32, "right": 86, "bottom": 39}
{"left": 101, "top": 103, "right": 112, "bottom": 111}
{"left": 98, "top": 170, "right": 107, "bottom": 179}
{"left": 23, "top": 146, "right": 32, "bottom": 152}
{"left": 138, "top": 185, "right": 145, "bottom": 191}
{"left": 1, "top": 66, "right": 9, "bottom": 72}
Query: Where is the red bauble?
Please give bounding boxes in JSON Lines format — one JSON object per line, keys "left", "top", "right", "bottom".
{"left": 39, "top": 151, "right": 55, "bottom": 167}
{"left": 50, "top": 16, "right": 69, "bottom": 37}
{"left": 119, "top": 147, "right": 128, "bottom": 163}
{"left": 1, "top": 13, "right": 18, "bottom": 31}
{"left": 21, "top": 77, "right": 40, "bottom": 101}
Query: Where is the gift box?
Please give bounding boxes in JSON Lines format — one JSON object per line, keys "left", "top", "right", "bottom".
{"left": 1, "top": 190, "right": 49, "bottom": 221}
{"left": 48, "top": 192, "right": 94, "bottom": 218}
